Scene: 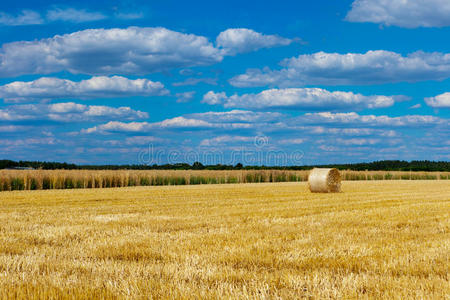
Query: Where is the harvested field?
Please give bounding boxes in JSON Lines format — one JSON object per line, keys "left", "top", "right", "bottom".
{"left": 0, "top": 181, "right": 449, "bottom": 298}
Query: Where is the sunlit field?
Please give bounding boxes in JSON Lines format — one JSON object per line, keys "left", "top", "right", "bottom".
{"left": 0, "top": 181, "right": 449, "bottom": 298}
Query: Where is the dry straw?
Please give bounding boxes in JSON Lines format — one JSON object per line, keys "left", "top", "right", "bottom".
{"left": 308, "top": 168, "right": 341, "bottom": 193}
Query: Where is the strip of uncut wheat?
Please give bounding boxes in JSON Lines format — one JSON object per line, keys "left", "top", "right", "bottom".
{"left": 0, "top": 169, "right": 448, "bottom": 191}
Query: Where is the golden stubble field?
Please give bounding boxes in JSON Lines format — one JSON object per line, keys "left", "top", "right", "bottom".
{"left": 0, "top": 181, "right": 449, "bottom": 299}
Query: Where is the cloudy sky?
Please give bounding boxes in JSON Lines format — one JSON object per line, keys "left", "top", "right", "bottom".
{"left": 0, "top": 0, "right": 449, "bottom": 165}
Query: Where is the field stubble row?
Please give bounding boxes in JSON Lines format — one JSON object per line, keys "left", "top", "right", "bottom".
{"left": 0, "top": 181, "right": 448, "bottom": 298}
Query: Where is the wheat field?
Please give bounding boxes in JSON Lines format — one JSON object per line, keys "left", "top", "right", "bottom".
{"left": 1, "top": 169, "right": 448, "bottom": 191}
{"left": 0, "top": 181, "right": 449, "bottom": 299}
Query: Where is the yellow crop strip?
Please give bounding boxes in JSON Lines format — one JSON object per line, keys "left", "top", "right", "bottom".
{"left": 0, "top": 181, "right": 449, "bottom": 298}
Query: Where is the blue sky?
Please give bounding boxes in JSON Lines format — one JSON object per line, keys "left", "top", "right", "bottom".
{"left": 0, "top": 0, "right": 449, "bottom": 165}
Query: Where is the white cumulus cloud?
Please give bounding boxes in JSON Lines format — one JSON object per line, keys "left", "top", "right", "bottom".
{"left": 335, "top": 138, "right": 381, "bottom": 146}
{"left": 0, "top": 102, "right": 148, "bottom": 122}
{"left": 175, "top": 91, "right": 196, "bottom": 103}
{"left": 46, "top": 8, "right": 107, "bottom": 23}
{"left": 200, "top": 135, "right": 253, "bottom": 146}
{"left": 279, "top": 138, "right": 305, "bottom": 145}
{"left": 295, "top": 112, "right": 444, "bottom": 127}
{"left": 229, "top": 50, "right": 450, "bottom": 87}
{"left": 0, "top": 10, "right": 43, "bottom": 26}
{"left": 425, "top": 92, "right": 450, "bottom": 108}
{"left": 0, "top": 27, "right": 291, "bottom": 78}
{"left": 81, "top": 113, "right": 260, "bottom": 134}
{"left": 0, "top": 125, "right": 28, "bottom": 132}
{"left": 202, "top": 91, "right": 228, "bottom": 105}
{"left": 0, "top": 27, "right": 223, "bottom": 77}
{"left": 203, "top": 88, "right": 400, "bottom": 110}
{"left": 216, "top": 28, "right": 292, "bottom": 55}
{"left": 155, "top": 117, "right": 213, "bottom": 129}
{"left": 82, "top": 121, "right": 151, "bottom": 133}
{"left": 82, "top": 117, "right": 216, "bottom": 134}
{"left": 80, "top": 109, "right": 447, "bottom": 136}
{"left": 308, "top": 127, "right": 397, "bottom": 137}
{"left": 187, "top": 110, "right": 283, "bottom": 123}
{"left": 0, "top": 8, "right": 111, "bottom": 26}
{"left": 0, "top": 76, "right": 168, "bottom": 102}
{"left": 346, "top": 0, "right": 450, "bottom": 28}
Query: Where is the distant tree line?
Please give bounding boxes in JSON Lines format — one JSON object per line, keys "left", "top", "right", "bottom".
{"left": 0, "top": 159, "right": 449, "bottom": 171}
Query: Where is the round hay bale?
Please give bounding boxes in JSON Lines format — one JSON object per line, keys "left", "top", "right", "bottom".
{"left": 308, "top": 168, "right": 341, "bottom": 193}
